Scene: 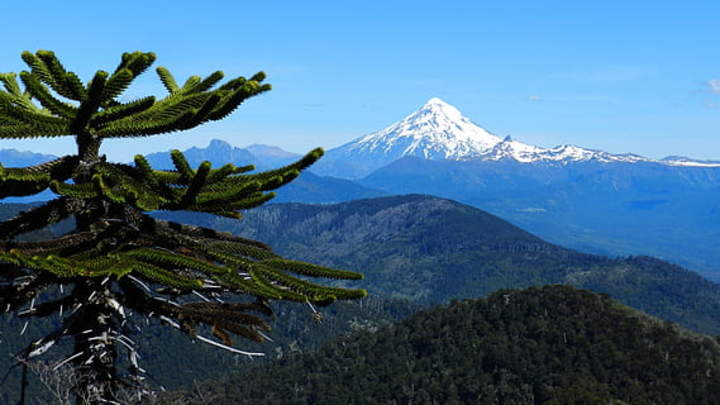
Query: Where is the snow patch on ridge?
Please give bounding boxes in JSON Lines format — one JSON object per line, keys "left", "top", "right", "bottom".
{"left": 661, "top": 160, "right": 720, "bottom": 168}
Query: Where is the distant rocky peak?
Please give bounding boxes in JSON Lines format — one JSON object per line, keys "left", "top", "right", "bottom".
{"left": 207, "top": 139, "right": 233, "bottom": 150}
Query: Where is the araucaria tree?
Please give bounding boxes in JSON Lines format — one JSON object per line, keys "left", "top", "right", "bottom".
{"left": 0, "top": 50, "right": 366, "bottom": 403}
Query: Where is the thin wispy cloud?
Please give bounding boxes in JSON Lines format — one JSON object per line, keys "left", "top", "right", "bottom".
{"left": 709, "top": 79, "right": 720, "bottom": 94}
{"left": 528, "top": 95, "right": 541, "bottom": 102}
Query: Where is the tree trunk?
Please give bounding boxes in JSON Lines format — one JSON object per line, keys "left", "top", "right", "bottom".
{"left": 69, "top": 132, "right": 129, "bottom": 402}
{"left": 70, "top": 280, "right": 121, "bottom": 404}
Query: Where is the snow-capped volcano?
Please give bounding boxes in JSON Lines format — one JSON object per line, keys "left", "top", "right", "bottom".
{"left": 346, "top": 97, "right": 503, "bottom": 160}
{"left": 312, "top": 98, "right": 720, "bottom": 179}
{"left": 312, "top": 98, "right": 505, "bottom": 178}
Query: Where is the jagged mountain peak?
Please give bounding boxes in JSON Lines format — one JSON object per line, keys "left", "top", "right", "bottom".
{"left": 207, "top": 138, "right": 233, "bottom": 150}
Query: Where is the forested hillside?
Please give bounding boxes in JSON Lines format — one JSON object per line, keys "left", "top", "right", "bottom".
{"left": 203, "top": 285, "right": 720, "bottom": 405}
{"left": 156, "top": 194, "right": 720, "bottom": 335}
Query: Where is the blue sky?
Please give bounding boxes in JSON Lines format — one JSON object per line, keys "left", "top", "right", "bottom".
{"left": 1, "top": 1, "right": 720, "bottom": 161}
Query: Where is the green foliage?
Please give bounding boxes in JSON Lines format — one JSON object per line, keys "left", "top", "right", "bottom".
{"left": 1, "top": 50, "right": 271, "bottom": 141}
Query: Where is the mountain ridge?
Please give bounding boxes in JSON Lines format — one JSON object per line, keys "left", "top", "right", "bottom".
{"left": 357, "top": 156, "right": 720, "bottom": 280}
{"left": 311, "top": 97, "right": 720, "bottom": 179}
{"left": 154, "top": 193, "right": 720, "bottom": 335}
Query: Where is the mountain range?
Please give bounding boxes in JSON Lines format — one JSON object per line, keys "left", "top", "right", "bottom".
{"left": 142, "top": 139, "right": 387, "bottom": 203}
{"left": 0, "top": 97, "right": 718, "bottom": 281}
{"left": 0, "top": 140, "right": 386, "bottom": 205}
{"left": 311, "top": 97, "right": 720, "bottom": 179}
{"left": 144, "top": 139, "right": 300, "bottom": 171}
{"left": 128, "top": 98, "right": 720, "bottom": 281}
{"left": 307, "top": 98, "right": 720, "bottom": 281}
{"left": 156, "top": 194, "right": 720, "bottom": 335}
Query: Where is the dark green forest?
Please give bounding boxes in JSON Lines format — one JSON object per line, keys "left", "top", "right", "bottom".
{"left": 201, "top": 285, "right": 720, "bottom": 404}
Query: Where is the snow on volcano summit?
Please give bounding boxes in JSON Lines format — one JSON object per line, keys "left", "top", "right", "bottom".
{"left": 344, "top": 97, "right": 503, "bottom": 160}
